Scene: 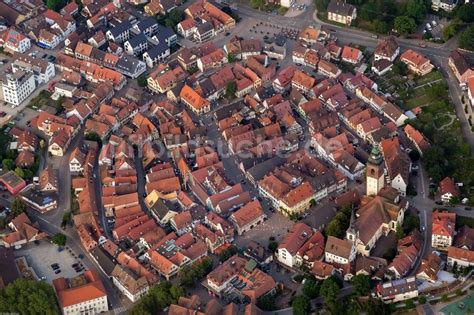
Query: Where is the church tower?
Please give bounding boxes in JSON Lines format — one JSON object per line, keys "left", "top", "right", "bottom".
{"left": 366, "top": 144, "right": 385, "bottom": 196}
{"left": 346, "top": 207, "right": 358, "bottom": 242}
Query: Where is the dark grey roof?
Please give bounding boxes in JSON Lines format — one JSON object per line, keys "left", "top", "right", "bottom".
{"left": 327, "top": 0, "right": 355, "bottom": 16}
{"left": 90, "top": 246, "right": 116, "bottom": 276}
{"left": 135, "top": 17, "right": 158, "bottom": 33}
{"left": 127, "top": 33, "right": 147, "bottom": 48}
{"left": 199, "top": 78, "right": 217, "bottom": 98}
{"left": 155, "top": 25, "right": 176, "bottom": 42}
{"left": 145, "top": 41, "right": 169, "bottom": 59}
{"left": 247, "top": 156, "right": 286, "bottom": 182}
{"left": 149, "top": 199, "right": 172, "bottom": 220}
{"left": 115, "top": 55, "right": 144, "bottom": 74}
{"left": 108, "top": 21, "right": 132, "bottom": 37}
{"left": 196, "top": 22, "right": 214, "bottom": 34}
{"left": 214, "top": 101, "right": 245, "bottom": 120}
{"left": 160, "top": 0, "right": 176, "bottom": 11}
{"left": 0, "top": 247, "right": 20, "bottom": 286}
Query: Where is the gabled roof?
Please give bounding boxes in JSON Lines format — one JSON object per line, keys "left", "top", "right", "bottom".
{"left": 108, "top": 20, "right": 132, "bottom": 37}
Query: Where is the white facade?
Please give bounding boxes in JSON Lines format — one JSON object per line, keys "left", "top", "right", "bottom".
{"left": 280, "top": 0, "right": 294, "bottom": 8}
{"left": 112, "top": 276, "right": 148, "bottom": 302}
{"left": 1, "top": 71, "right": 36, "bottom": 106}
{"left": 69, "top": 159, "right": 83, "bottom": 173}
{"left": 324, "top": 244, "right": 356, "bottom": 265}
{"left": 275, "top": 248, "right": 297, "bottom": 268}
{"left": 431, "top": 233, "right": 453, "bottom": 250}
{"left": 367, "top": 171, "right": 384, "bottom": 196}
{"left": 4, "top": 35, "right": 31, "bottom": 53}
{"left": 390, "top": 173, "right": 408, "bottom": 197}
{"left": 62, "top": 295, "right": 108, "bottom": 315}
{"left": 431, "top": 0, "right": 458, "bottom": 11}
{"left": 124, "top": 40, "right": 148, "bottom": 56}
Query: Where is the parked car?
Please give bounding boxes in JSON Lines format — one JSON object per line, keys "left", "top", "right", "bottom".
{"left": 54, "top": 269, "right": 61, "bottom": 274}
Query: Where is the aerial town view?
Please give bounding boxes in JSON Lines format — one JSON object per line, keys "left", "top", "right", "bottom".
{"left": 0, "top": 0, "right": 474, "bottom": 314}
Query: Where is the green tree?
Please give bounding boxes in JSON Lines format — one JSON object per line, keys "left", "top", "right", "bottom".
{"left": 14, "top": 167, "right": 25, "bottom": 179}
{"left": 373, "top": 20, "right": 388, "bottom": 34}
{"left": 302, "top": 278, "right": 320, "bottom": 299}
{"left": 250, "top": 0, "right": 266, "bottom": 10}
{"left": 314, "top": 0, "right": 330, "bottom": 12}
{"left": 443, "top": 22, "right": 458, "bottom": 41}
{"left": 219, "top": 245, "right": 238, "bottom": 262}
{"left": 137, "top": 74, "right": 148, "bottom": 87}
{"left": 178, "top": 258, "right": 212, "bottom": 287}
{"left": 46, "top": 0, "right": 66, "bottom": 11}
{"left": 459, "top": 26, "right": 474, "bottom": 51}
{"left": 168, "top": 9, "right": 184, "bottom": 26}
{"left": 456, "top": 4, "right": 474, "bottom": 23}
{"left": 320, "top": 277, "right": 340, "bottom": 304}
{"left": 325, "top": 219, "right": 343, "bottom": 238}
{"left": 362, "top": 297, "right": 391, "bottom": 314}
{"left": 396, "top": 223, "right": 405, "bottom": 239}
{"left": 394, "top": 16, "right": 417, "bottom": 35}
{"left": 292, "top": 295, "right": 310, "bottom": 315}
{"left": 227, "top": 53, "right": 236, "bottom": 63}
{"left": 130, "top": 282, "right": 184, "bottom": 314}
{"left": 409, "top": 150, "right": 420, "bottom": 162}
{"left": 351, "top": 274, "right": 371, "bottom": 296}
{"left": 393, "top": 61, "right": 408, "bottom": 76}
{"left": 257, "top": 294, "right": 276, "bottom": 311}
{"left": 0, "top": 217, "right": 5, "bottom": 229}
{"left": 2, "top": 159, "right": 13, "bottom": 171}
{"left": 225, "top": 81, "right": 236, "bottom": 100}
{"left": 405, "top": 0, "right": 426, "bottom": 23}
{"left": 11, "top": 198, "right": 26, "bottom": 216}
{"left": 268, "top": 241, "right": 278, "bottom": 252}
{"left": 359, "top": 2, "right": 377, "bottom": 20}
{"left": 51, "top": 233, "right": 67, "bottom": 247}
{"left": 418, "top": 295, "right": 427, "bottom": 304}
{"left": 5, "top": 149, "right": 16, "bottom": 160}
{"left": 0, "top": 278, "right": 59, "bottom": 314}
{"left": 84, "top": 132, "right": 102, "bottom": 145}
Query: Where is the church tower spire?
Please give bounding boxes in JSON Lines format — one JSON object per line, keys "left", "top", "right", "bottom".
{"left": 346, "top": 206, "right": 358, "bottom": 242}
{"left": 366, "top": 144, "right": 385, "bottom": 196}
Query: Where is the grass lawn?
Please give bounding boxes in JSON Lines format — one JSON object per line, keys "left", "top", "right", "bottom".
{"left": 27, "top": 90, "right": 53, "bottom": 110}
{"left": 433, "top": 114, "right": 452, "bottom": 129}
{"left": 415, "top": 70, "right": 443, "bottom": 85}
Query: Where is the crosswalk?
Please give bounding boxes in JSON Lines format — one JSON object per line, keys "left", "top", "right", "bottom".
{"left": 113, "top": 306, "right": 127, "bottom": 315}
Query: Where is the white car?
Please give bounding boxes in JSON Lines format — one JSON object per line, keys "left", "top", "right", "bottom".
{"left": 426, "top": 23, "right": 432, "bottom": 30}
{"left": 432, "top": 20, "right": 437, "bottom": 27}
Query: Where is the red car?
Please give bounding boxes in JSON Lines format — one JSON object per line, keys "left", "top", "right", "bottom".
{"left": 0, "top": 111, "right": 6, "bottom": 117}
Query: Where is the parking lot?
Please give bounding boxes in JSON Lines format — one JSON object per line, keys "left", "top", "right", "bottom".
{"left": 235, "top": 211, "right": 294, "bottom": 248}
{"left": 14, "top": 241, "right": 86, "bottom": 283}
{"left": 421, "top": 15, "right": 447, "bottom": 41}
